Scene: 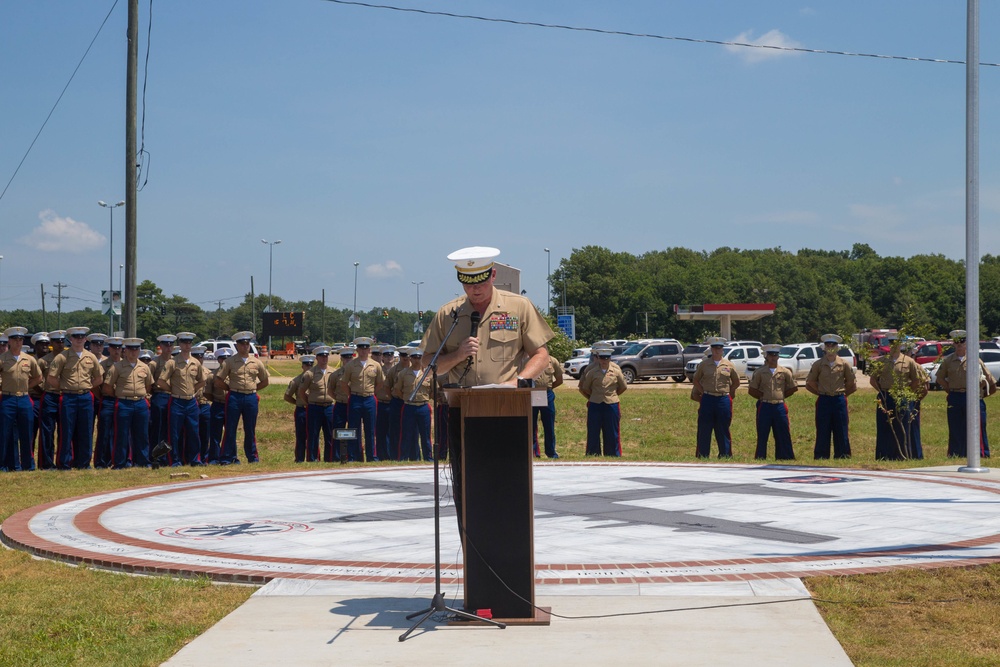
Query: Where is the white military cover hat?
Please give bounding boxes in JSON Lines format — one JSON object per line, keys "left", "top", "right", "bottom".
{"left": 408, "top": 348, "right": 424, "bottom": 357}
{"left": 216, "top": 347, "right": 234, "bottom": 359}
{"left": 763, "top": 344, "right": 781, "bottom": 353}
{"left": 353, "top": 336, "right": 373, "bottom": 347}
{"left": 176, "top": 331, "right": 196, "bottom": 342}
{"left": 4, "top": 326, "right": 28, "bottom": 338}
{"left": 313, "top": 346, "right": 331, "bottom": 356}
{"left": 233, "top": 331, "right": 255, "bottom": 342}
{"left": 593, "top": 345, "right": 615, "bottom": 358}
{"left": 191, "top": 345, "right": 207, "bottom": 355}
{"left": 397, "top": 347, "right": 411, "bottom": 357}
{"left": 139, "top": 348, "right": 153, "bottom": 360}
{"left": 67, "top": 326, "right": 90, "bottom": 337}
{"left": 0, "top": 333, "right": 7, "bottom": 343}
{"left": 87, "top": 333, "right": 107, "bottom": 343}
{"left": 820, "top": 334, "right": 844, "bottom": 344}
{"left": 448, "top": 246, "right": 500, "bottom": 285}
{"left": 106, "top": 337, "right": 125, "bottom": 347}
{"left": 300, "top": 355, "right": 316, "bottom": 364}
{"left": 123, "top": 337, "right": 144, "bottom": 348}
{"left": 171, "top": 346, "right": 181, "bottom": 355}
{"left": 157, "top": 334, "right": 177, "bottom": 345}
{"left": 49, "top": 330, "right": 67, "bottom": 340}
{"left": 950, "top": 329, "right": 968, "bottom": 341}
{"left": 339, "top": 346, "right": 357, "bottom": 356}
{"left": 31, "top": 332, "right": 50, "bottom": 345}
{"left": 707, "top": 336, "right": 727, "bottom": 347}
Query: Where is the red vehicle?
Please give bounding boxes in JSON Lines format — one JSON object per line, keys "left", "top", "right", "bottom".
{"left": 911, "top": 341, "right": 952, "bottom": 365}
{"left": 852, "top": 328, "right": 897, "bottom": 373}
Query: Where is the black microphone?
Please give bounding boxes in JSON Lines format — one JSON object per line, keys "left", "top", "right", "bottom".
{"left": 466, "top": 312, "right": 481, "bottom": 363}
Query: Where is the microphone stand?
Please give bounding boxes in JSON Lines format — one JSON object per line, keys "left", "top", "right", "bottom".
{"left": 399, "top": 310, "right": 506, "bottom": 641}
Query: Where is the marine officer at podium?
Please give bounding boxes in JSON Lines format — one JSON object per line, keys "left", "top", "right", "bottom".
{"left": 422, "top": 246, "right": 554, "bottom": 387}
{"left": 422, "top": 246, "right": 555, "bottom": 519}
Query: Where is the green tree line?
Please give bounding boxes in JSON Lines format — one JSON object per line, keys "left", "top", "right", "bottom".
{"left": 552, "top": 243, "right": 1000, "bottom": 345}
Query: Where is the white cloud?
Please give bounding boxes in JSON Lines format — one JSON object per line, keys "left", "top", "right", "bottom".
{"left": 726, "top": 29, "right": 803, "bottom": 64}
{"left": 365, "top": 260, "right": 403, "bottom": 278}
{"left": 19, "top": 209, "right": 105, "bottom": 252}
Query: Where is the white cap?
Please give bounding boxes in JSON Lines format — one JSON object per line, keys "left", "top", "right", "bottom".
{"left": 67, "top": 326, "right": 90, "bottom": 337}
{"left": 123, "top": 338, "right": 144, "bottom": 348}
{"left": 31, "top": 332, "right": 50, "bottom": 345}
{"left": 176, "top": 331, "right": 196, "bottom": 342}
{"left": 763, "top": 344, "right": 781, "bottom": 354}
{"left": 707, "top": 336, "right": 727, "bottom": 347}
{"left": 157, "top": 334, "right": 177, "bottom": 345}
{"left": 820, "top": 334, "right": 844, "bottom": 344}
{"left": 233, "top": 331, "right": 255, "bottom": 342}
{"left": 448, "top": 246, "right": 499, "bottom": 284}
{"left": 4, "top": 326, "right": 28, "bottom": 338}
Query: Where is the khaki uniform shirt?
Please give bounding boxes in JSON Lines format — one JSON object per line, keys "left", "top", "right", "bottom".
{"left": 749, "top": 365, "right": 796, "bottom": 402}
{"left": 342, "top": 358, "right": 384, "bottom": 396}
{"left": 422, "top": 288, "right": 554, "bottom": 386}
{"left": 301, "top": 368, "right": 333, "bottom": 404}
{"left": 375, "top": 364, "right": 394, "bottom": 402}
{"left": 397, "top": 367, "right": 433, "bottom": 405}
{"left": 385, "top": 364, "right": 403, "bottom": 399}
{"left": 806, "top": 356, "right": 856, "bottom": 395}
{"left": 148, "top": 356, "right": 171, "bottom": 394}
{"left": 105, "top": 361, "right": 154, "bottom": 399}
{"left": 329, "top": 367, "right": 350, "bottom": 403}
{"left": 49, "top": 350, "right": 102, "bottom": 393}
{"left": 39, "top": 352, "right": 63, "bottom": 395}
{"left": 285, "top": 373, "right": 307, "bottom": 408}
{"left": 938, "top": 353, "right": 992, "bottom": 394}
{"left": 580, "top": 362, "right": 627, "bottom": 404}
{"left": 873, "top": 354, "right": 923, "bottom": 392}
{"left": 203, "top": 368, "right": 225, "bottom": 403}
{"left": 535, "top": 357, "right": 564, "bottom": 389}
{"left": 217, "top": 355, "right": 269, "bottom": 393}
{"left": 160, "top": 357, "right": 207, "bottom": 399}
{"left": 0, "top": 351, "right": 43, "bottom": 395}
{"left": 693, "top": 358, "right": 740, "bottom": 395}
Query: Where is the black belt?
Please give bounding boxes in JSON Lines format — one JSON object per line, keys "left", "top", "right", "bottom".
{"left": 2, "top": 391, "right": 29, "bottom": 397}
{"left": 820, "top": 393, "right": 845, "bottom": 397}
{"left": 65, "top": 389, "right": 91, "bottom": 395}
{"left": 704, "top": 392, "right": 727, "bottom": 397}
{"left": 405, "top": 401, "right": 429, "bottom": 407}
{"left": 351, "top": 393, "right": 374, "bottom": 398}
{"left": 118, "top": 396, "right": 146, "bottom": 402}
{"left": 762, "top": 399, "right": 785, "bottom": 404}
{"left": 231, "top": 389, "right": 257, "bottom": 395}
{"left": 309, "top": 401, "right": 333, "bottom": 406}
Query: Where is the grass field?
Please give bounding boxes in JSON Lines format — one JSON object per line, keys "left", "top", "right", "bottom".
{"left": 2, "top": 370, "right": 999, "bottom": 666}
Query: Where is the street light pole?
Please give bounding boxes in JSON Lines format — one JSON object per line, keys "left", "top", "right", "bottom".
{"left": 118, "top": 263, "right": 124, "bottom": 333}
{"left": 0, "top": 255, "right": 4, "bottom": 313}
{"left": 98, "top": 200, "right": 125, "bottom": 335}
{"left": 261, "top": 239, "right": 282, "bottom": 356}
{"left": 544, "top": 248, "right": 551, "bottom": 316}
{"left": 351, "top": 261, "right": 360, "bottom": 339}
{"left": 412, "top": 280, "right": 424, "bottom": 335}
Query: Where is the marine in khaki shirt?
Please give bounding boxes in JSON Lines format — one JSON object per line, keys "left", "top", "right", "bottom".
{"left": 422, "top": 253, "right": 554, "bottom": 387}
{"left": 0, "top": 348, "right": 43, "bottom": 396}
{"left": 48, "top": 347, "right": 103, "bottom": 392}
{"left": 157, "top": 355, "right": 207, "bottom": 399}
{"left": 579, "top": 359, "right": 628, "bottom": 404}
{"left": 216, "top": 352, "right": 269, "bottom": 394}
{"left": 298, "top": 356, "right": 334, "bottom": 405}
{"left": 104, "top": 359, "right": 154, "bottom": 399}
{"left": 397, "top": 364, "right": 433, "bottom": 405}
{"left": 692, "top": 355, "right": 741, "bottom": 398}
{"left": 534, "top": 357, "right": 564, "bottom": 390}
{"left": 805, "top": 354, "right": 857, "bottom": 396}
{"left": 748, "top": 363, "right": 797, "bottom": 402}
{"left": 340, "top": 356, "right": 384, "bottom": 397}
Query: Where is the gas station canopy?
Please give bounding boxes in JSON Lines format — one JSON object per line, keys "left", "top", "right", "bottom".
{"left": 673, "top": 303, "right": 776, "bottom": 340}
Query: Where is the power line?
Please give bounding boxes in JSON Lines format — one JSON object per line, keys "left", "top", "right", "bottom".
{"left": 321, "top": 0, "right": 1000, "bottom": 67}
{"left": 0, "top": 0, "right": 121, "bottom": 204}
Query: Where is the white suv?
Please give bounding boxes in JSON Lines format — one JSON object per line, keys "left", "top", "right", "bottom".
{"left": 196, "top": 339, "right": 260, "bottom": 358}
{"left": 744, "top": 343, "right": 857, "bottom": 382}
{"left": 684, "top": 345, "right": 763, "bottom": 382}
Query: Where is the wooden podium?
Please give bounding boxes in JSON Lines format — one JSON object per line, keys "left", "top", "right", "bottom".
{"left": 445, "top": 387, "right": 547, "bottom": 624}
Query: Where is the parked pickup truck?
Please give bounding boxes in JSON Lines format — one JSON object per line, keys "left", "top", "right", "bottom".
{"left": 611, "top": 339, "right": 686, "bottom": 384}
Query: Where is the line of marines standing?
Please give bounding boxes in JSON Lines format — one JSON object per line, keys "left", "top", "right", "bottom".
{"left": 0, "top": 327, "right": 268, "bottom": 471}
{"left": 288, "top": 337, "right": 435, "bottom": 464}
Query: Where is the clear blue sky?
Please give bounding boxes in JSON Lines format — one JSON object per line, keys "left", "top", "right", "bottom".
{"left": 1, "top": 1, "right": 998, "bottom": 319}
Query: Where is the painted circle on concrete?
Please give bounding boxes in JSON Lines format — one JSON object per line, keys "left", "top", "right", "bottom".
{"left": 3, "top": 463, "right": 1000, "bottom": 585}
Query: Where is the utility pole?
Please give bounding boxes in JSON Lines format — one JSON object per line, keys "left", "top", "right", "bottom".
{"left": 52, "top": 282, "right": 68, "bottom": 328}
{"left": 40, "top": 284, "right": 47, "bottom": 330}
{"left": 215, "top": 300, "right": 225, "bottom": 337}
{"left": 124, "top": 0, "right": 138, "bottom": 337}
{"left": 321, "top": 288, "right": 326, "bottom": 342}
